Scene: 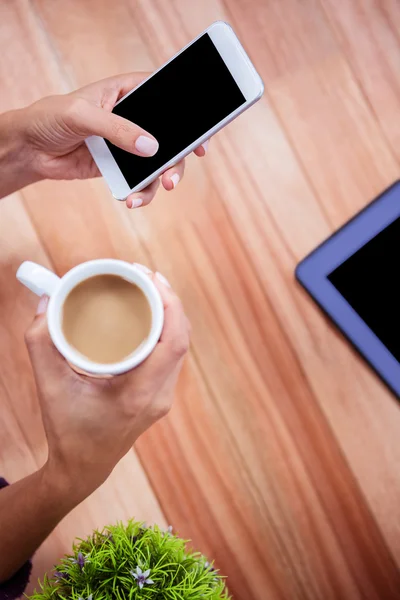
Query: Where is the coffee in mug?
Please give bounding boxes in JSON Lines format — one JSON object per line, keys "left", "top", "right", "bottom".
{"left": 16, "top": 259, "right": 164, "bottom": 376}
{"left": 62, "top": 274, "right": 152, "bottom": 364}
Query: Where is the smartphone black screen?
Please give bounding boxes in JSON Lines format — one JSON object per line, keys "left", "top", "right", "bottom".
{"left": 106, "top": 33, "right": 246, "bottom": 189}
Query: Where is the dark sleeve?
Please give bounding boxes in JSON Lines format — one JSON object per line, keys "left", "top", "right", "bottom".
{"left": 0, "top": 478, "right": 33, "bottom": 600}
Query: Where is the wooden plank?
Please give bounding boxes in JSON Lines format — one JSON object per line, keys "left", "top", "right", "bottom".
{"left": 222, "top": 0, "right": 398, "bottom": 227}
{"left": 320, "top": 0, "right": 400, "bottom": 162}
{"left": 30, "top": 3, "right": 400, "bottom": 600}
{"left": 28, "top": 0, "right": 400, "bottom": 596}
{"left": 28, "top": 3, "right": 354, "bottom": 594}
{"left": 1, "top": 0, "right": 400, "bottom": 598}
{"left": 131, "top": 0, "right": 400, "bottom": 595}
{"left": 0, "top": 0, "right": 67, "bottom": 111}
{"left": 219, "top": 0, "right": 400, "bottom": 562}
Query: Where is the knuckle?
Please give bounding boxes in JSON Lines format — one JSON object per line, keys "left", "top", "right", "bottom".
{"left": 24, "top": 323, "right": 44, "bottom": 348}
{"left": 169, "top": 332, "right": 190, "bottom": 359}
{"left": 110, "top": 119, "right": 131, "bottom": 143}
{"left": 64, "top": 97, "right": 88, "bottom": 129}
{"left": 170, "top": 295, "right": 184, "bottom": 313}
{"left": 154, "top": 400, "right": 172, "bottom": 420}
{"left": 140, "top": 194, "right": 152, "bottom": 207}
{"left": 66, "top": 97, "right": 85, "bottom": 118}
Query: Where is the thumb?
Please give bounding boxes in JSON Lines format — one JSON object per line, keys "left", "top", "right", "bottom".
{"left": 25, "top": 296, "right": 68, "bottom": 377}
{"left": 140, "top": 274, "right": 190, "bottom": 372}
{"left": 71, "top": 99, "right": 159, "bottom": 157}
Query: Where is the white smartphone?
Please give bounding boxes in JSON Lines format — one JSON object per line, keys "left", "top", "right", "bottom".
{"left": 86, "top": 21, "right": 264, "bottom": 200}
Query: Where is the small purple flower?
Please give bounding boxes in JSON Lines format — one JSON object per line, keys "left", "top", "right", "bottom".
{"left": 205, "top": 561, "right": 215, "bottom": 572}
{"left": 70, "top": 552, "right": 90, "bottom": 571}
{"left": 166, "top": 525, "right": 173, "bottom": 535}
{"left": 78, "top": 595, "right": 92, "bottom": 600}
{"left": 54, "top": 571, "right": 69, "bottom": 582}
{"left": 130, "top": 566, "right": 154, "bottom": 589}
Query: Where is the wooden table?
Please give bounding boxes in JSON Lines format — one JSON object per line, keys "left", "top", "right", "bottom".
{"left": 1, "top": 1, "right": 400, "bottom": 598}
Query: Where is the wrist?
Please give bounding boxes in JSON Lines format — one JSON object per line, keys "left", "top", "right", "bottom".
{"left": 40, "top": 457, "right": 96, "bottom": 511}
{"left": 0, "top": 108, "right": 42, "bottom": 198}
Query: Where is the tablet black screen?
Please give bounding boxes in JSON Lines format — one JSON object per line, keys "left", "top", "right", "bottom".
{"left": 328, "top": 216, "right": 400, "bottom": 362}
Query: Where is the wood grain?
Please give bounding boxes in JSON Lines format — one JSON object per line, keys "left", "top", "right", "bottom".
{"left": 1, "top": 0, "right": 400, "bottom": 598}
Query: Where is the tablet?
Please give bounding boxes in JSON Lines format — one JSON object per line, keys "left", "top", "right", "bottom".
{"left": 296, "top": 180, "right": 400, "bottom": 397}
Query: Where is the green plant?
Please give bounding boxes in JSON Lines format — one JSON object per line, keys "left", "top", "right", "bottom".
{"left": 29, "top": 520, "right": 230, "bottom": 600}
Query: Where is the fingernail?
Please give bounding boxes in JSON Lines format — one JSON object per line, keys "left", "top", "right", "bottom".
{"left": 131, "top": 198, "right": 143, "bottom": 209}
{"left": 202, "top": 140, "right": 209, "bottom": 153}
{"left": 36, "top": 295, "right": 49, "bottom": 315}
{"left": 135, "top": 135, "right": 159, "bottom": 156}
{"left": 134, "top": 263, "right": 152, "bottom": 274}
{"left": 155, "top": 272, "right": 171, "bottom": 288}
{"left": 170, "top": 173, "right": 180, "bottom": 188}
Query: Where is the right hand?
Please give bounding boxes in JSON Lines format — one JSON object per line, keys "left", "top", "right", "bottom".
{"left": 15, "top": 73, "right": 209, "bottom": 208}
{"left": 25, "top": 267, "right": 190, "bottom": 497}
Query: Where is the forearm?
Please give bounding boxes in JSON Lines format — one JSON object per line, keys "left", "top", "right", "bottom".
{"left": 0, "top": 109, "right": 40, "bottom": 199}
{"left": 0, "top": 462, "right": 88, "bottom": 582}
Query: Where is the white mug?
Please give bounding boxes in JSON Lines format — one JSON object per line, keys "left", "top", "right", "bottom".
{"left": 16, "top": 259, "right": 164, "bottom": 376}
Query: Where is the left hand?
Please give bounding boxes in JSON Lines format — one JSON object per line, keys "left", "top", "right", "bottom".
{"left": 17, "top": 73, "right": 209, "bottom": 208}
{"left": 25, "top": 269, "right": 190, "bottom": 492}
{"left": 0, "top": 269, "right": 190, "bottom": 583}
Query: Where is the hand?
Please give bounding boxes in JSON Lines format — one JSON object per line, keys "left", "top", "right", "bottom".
{"left": 24, "top": 267, "right": 190, "bottom": 497}
{"left": 0, "top": 268, "right": 189, "bottom": 582}
{"left": 14, "top": 73, "right": 209, "bottom": 208}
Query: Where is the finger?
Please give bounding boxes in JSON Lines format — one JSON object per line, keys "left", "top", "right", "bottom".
{"left": 151, "top": 272, "right": 190, "bottom": 357}
{"left": 132, "top": 265, "right": 190, "bottom": 354}
{"left": 161, "top": 160, "right": 185, "bottom": 192}
{"left": 126, "top": 178, "right": 160, "bottom": 209}
{"left": 111, "top": 72, "right": 151, "bottom": 100}
{"left": 69, "top": 100, "right": 159, "bottom": 157}
{"left": 80, "top": 73, "right": 151, "bottom": 110}
{"left": 145, "top": 356, "right": 185, "bottom": 419}
{"left": 121, "top": 269, "right": 189, "bottom": 387}
{"left": 132, "top": 263, "right": 153, "bottom": 275}
{"left": 60, "top": 144, "right": 101, "bottom": 179}
{"left": 25, "top": 296, "right": 69, "bottom": 378}
{"left": 97, "top": 72, "right": 151, "bottom": 102}
{"left": 193, "top": 139, "right": 210, "bottom": 158}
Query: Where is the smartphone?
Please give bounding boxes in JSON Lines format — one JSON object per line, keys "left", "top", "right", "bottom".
{"left": 86, "top": 21, "right": 264, "bottom": 200}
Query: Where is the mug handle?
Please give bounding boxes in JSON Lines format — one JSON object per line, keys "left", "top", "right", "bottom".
{"left": 16, "top": 261, "right": 60, "bottom": 297}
